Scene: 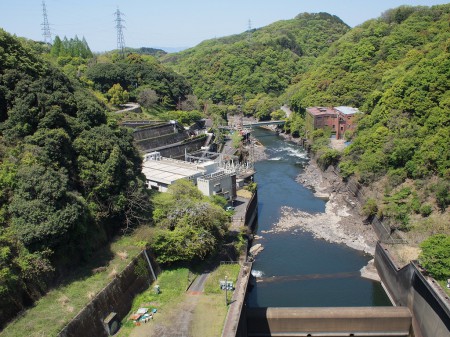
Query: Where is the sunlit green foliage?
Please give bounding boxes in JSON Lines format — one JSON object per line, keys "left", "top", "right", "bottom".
{"left": 150, "top": 180, "right": 229, "bottom": 265}
{"left": 0, "top": 30, "right": 150, "bottom": 326}
{"left": 279, "top": 5, "right": 450, "bottom": 187}
{"left": 419, "top": 234, "right": 450, "bottom": 280}
{"left": 163, "top": 13, "right": 349, "bottom": 104}
{"left": 84, "top": 54, "right": 192, "bottom": 109}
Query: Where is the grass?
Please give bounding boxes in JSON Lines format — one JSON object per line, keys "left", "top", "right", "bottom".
{"left": 190, "top": 294, "right": 228, "bottom": 337}
{"left": 204, "top": 264, "right": 241, "bottom": 294}
{"left": 117, "top": 267, "right": 190, "bottom": 336}
{"left": 437, "top": 280, "right": 450, "bottom": 297}
{"left": 117, "top": 264, "right": 242, "bottom": 337}
{"left": 0, "top": 226, "right": 152, "bottom": 337}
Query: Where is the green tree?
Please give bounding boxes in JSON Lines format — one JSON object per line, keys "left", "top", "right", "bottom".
{"left": 108, "top": 83, "right": 129, "bottom": 105}
{"left": 419, "top": 234, "right": 450, "bottom": 280}
{"left": 150, "top": 180, "right": 229, "bottom": 264}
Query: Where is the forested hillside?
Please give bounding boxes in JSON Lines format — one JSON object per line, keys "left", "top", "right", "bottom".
{"left": 0, "top": 30, "right": 150, "bottom": 326}
{"left": 85, "top": 52, "right": 192, "bottom": 109}
{"left": 282, "top": 5, "right": 449, "bottom": 234}
{"left": 162, "top": 12, "right": 349, "bottom": 103}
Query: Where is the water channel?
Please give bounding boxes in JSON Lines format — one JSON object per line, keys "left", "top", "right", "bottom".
{"left": 247, "top": 127, "right": 391, "bottom": 307}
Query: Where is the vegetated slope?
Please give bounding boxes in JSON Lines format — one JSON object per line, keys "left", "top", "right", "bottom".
{"left": 0, "top": 29, "right": 150, "bottom": 327}
{"left": 285, "top": 5, "right": 449, "bottom": 235}
{"left": 161, "top": 12, "right": 349, "bottom": 103}
{"left": 85, "top": 52, "right": 192, "bottom": 109}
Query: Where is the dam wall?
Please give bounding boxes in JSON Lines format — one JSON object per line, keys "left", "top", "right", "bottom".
{"left": 375, "top": 243, "right": 450, "bottom": 337}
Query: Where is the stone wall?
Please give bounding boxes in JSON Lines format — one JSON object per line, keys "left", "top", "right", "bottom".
{"left": 58, "top": 250, "right": 159, "bottom": 337}
{"left": 375, "top": 243, "right": 450, "bottom": 337}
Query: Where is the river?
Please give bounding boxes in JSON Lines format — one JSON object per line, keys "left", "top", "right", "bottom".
{"left": 247, "top": 127, "right": 391, "bottom": 307}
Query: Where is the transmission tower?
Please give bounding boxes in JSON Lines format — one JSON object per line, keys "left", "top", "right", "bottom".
{"left": 248, "top": 19, "right": 252, "bottom": 31}
{"left": 41, "top": 1, "right": 52, "bottom": 44}
{"left": 114, "top": 7, "right": 126, "bottom": 57}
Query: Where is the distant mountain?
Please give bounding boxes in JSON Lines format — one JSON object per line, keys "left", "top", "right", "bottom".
{"left": 161, "top": 12, "right": 350, "bottom": 103}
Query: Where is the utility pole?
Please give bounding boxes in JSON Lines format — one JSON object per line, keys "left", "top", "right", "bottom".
{"left": 41, "top": 1, "right": 52, "bottom": 44}
{"left": 114, "top": 7, "right": 126, "bottom": 58}
{"left": 225, "top": 275, "right": 228, "bottom": 305}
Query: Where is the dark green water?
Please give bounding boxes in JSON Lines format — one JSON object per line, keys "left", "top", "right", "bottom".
{"left": 247, "top": 128, "right": 391, "bottom": 307}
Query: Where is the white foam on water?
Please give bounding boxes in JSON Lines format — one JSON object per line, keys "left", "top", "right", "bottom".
{"left": 284, "top": 146, "right": 308, "bottom": 159}
{"left": 251, "top": 270, "right": 264, "bottom": 278}
{"left": 268, "top": 157, "right": 282, "bottom": 161}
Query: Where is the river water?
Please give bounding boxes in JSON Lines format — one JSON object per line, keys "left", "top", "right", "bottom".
{"left": 247, "top": 127, "right": 391, "bottom": 307}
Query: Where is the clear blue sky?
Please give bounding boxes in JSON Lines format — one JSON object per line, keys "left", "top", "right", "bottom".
{"left": 0, "top": 0, "right": 448, "bottom": 52}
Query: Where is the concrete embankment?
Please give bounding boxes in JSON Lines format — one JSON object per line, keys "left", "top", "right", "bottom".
{"left": 58, "top": 250, "right": 159, "bottom": 337}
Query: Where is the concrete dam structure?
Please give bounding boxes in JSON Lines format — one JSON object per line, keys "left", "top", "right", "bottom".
{"left": 246, "top": 307, "right": 412, "bottom": 337}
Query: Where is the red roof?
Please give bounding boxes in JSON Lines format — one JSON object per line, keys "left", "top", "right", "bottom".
{"left": 306, "top": 107, "right": 335, "bottom": 116}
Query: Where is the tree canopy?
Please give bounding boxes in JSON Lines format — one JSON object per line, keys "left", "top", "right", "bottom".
{"left": 162, "top": 13, "right": 349, "bottom": 104}
{"left": 150, "top": 180, "right": 229, "bottom": 264}
{"left": 0, "top": 29, "right": 150, "bottom": 326}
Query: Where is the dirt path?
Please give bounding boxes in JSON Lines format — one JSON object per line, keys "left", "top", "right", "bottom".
{"left": 129, "top": 273, "right": 210, "bottom": 337}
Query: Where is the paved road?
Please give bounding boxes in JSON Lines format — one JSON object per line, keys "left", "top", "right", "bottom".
{"left": 281, "top": 104, "right": 292, "bottom": 118}
{"left": 115, "top": 102, "right": 141, "bottom": 113}
{"left": 187, "top": 272, "right": 209, "bottom": 294}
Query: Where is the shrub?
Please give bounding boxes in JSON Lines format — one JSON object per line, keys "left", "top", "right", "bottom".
{"left": 362, "top": 198, "right": 378, "bottom": 218}
{"left": 318, "top": 149, "right": 340, "bottom": 170}
{"left": 419, "top": 234, "right": 450, "bottom": 280}
{"left": 420, "top": 204, "right": 432, "bottom": 217}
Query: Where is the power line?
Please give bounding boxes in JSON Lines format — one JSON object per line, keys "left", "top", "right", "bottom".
{"left": 41, "top": 0, "right": 52, "bottom": 44}
{"left": 114, "top": 7, "right": 126, "bottom": 57}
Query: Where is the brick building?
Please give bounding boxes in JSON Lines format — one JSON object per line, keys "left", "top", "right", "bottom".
{"left": 305, "top": 106, "right": 361, "bottom": 139}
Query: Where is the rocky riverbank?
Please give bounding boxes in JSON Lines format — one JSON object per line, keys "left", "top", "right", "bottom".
{"left": 260, "top": 131, "right": 378, "bottom": 256}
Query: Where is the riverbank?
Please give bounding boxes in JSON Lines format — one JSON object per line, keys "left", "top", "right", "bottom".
{"left": 259, "top": 130, "right": 378, "bottom": 256}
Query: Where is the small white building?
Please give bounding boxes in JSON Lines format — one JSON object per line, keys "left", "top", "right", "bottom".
{"left": 142, "top": 152, "right": 237, "bottom": 200}
{"left": 142, "top": 152, "right": 217, "bottom": 192}
{"left": 197, "top": 170, "right": 237, "bottom": 201}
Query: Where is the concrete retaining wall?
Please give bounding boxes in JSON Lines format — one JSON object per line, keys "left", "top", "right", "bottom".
{"left": 222, "top": 262, "right": 253, "bottom": 337}
{"left": 246, "top": 307, "right": 411, "bottom": 337}
{"left": 58, "top": 250, "right": 159, "bottom": 337}
{"left": 375, "top": 243, "right": 450, "bottom": 337}
{"left": 133, "top": 123, "right": 178, "bottom": 141}
{"left": 245, "top": 190, "right": 258, "bottom": 231}
{"left": 136, "top": 132, "right": 188, "bottom": 151}
{"left": 156, "top": 137, "right": 207, "bottom": 159}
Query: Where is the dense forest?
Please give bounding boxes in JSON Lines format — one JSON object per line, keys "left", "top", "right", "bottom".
{"left": 0, "top": 29, "right": 152, "bottom": 325}
{"left": 282, "top": 5, "right": 450, "bottom": 233}
{"left": 162, "top": 12, "right": 349, "bottom": 104}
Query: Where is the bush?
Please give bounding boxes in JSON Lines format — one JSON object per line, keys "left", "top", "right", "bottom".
{"left": 419, "top": 234, "right": 450, "bottom": 280}
{"left": 318, "top": 149, "right": 340, "bottom": 169}
{"left": 420, "top": 204, "right": 432, "bottom": 217}
{"left": 434, "top": 182, "right": 450, "bottom": 212}
{"left": 387, "top": 168, "right": 407, "bottom": 187}
{"left": 362, "top": 198, "right": 378, "bottom": 218}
